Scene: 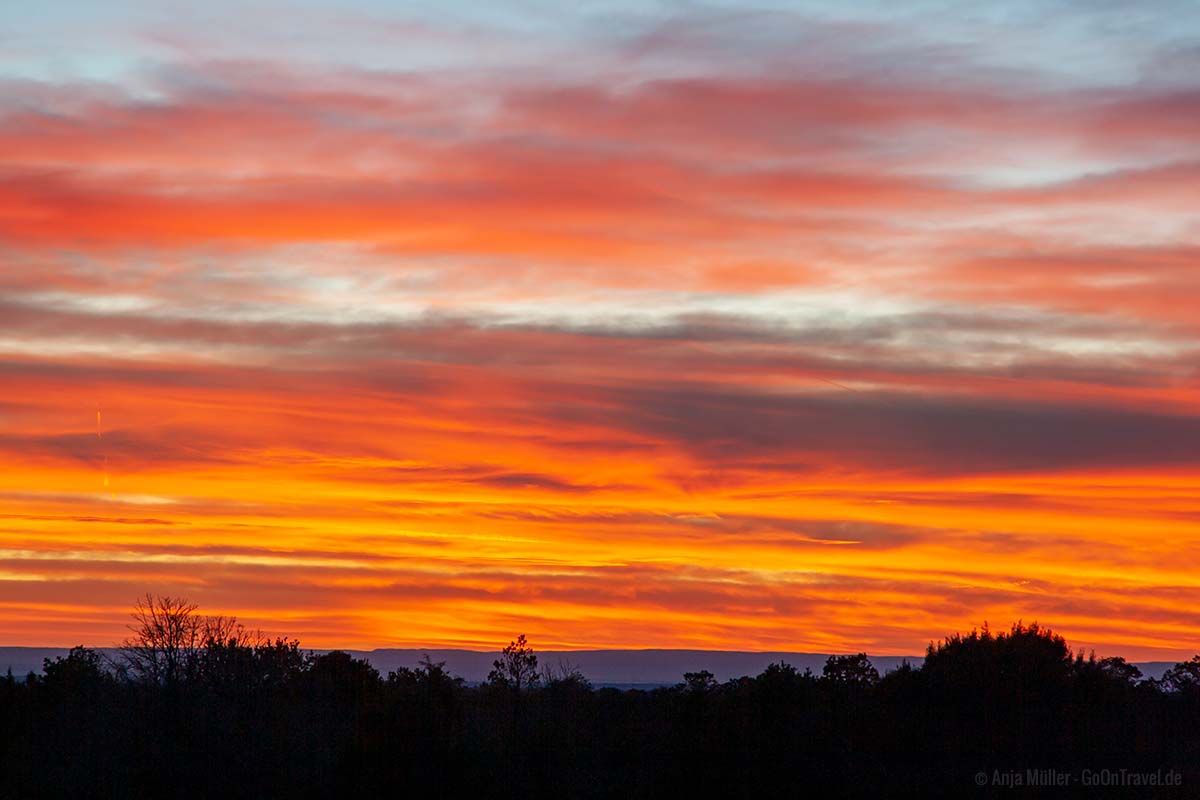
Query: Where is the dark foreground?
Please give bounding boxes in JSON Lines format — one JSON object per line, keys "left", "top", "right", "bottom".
{"left": 3, "top": 622, "right": 1198, "bottom": 798}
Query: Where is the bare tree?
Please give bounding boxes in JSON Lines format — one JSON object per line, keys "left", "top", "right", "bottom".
{"left": 117, "top": 593, "right": 242, "bottom": 686}
{"left": 541, "top": 657, "right": 590, "bottom": 689}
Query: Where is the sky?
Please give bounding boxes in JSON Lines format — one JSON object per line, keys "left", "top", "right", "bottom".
{"left": 0, "top": 0, "right": 1198, "bottom": 659}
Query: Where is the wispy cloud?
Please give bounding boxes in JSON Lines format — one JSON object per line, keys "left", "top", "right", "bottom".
{"left": 0, "top": 1, "right": 1197, "bottom": 658}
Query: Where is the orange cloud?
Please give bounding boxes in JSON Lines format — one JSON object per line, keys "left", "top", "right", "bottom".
{"left": 1, "top": 37, "right": 1199, "bottom": 661}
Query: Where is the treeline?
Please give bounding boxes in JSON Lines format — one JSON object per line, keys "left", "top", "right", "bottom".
{"left": 1, "top": 597, "right": 1198, "bottom": 798}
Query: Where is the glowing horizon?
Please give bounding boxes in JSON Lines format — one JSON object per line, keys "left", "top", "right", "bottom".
{"left": 2, "top": 0, "right": 1199, "bottom": 660}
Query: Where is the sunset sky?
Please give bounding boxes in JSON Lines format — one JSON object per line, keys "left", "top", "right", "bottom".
{"left": 2, "top": 1, "right": 1199, "bottom": 659}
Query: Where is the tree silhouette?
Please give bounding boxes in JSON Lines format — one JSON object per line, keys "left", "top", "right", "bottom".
{"left": 541, "top": 657, "right": 591, "bottom": 691}
{"left": 392, "top": 655, "right": 454, "bottom": 686}
{"left": 1160, "top": 655, "right": 1200, "bottom": 693}
{"left": 117, "top": 593, "right": 239, "bottom": 686}
{"left": 304, "top": 650, "right": 383, "bottom": 703}
{"left": 822, "top": 653, "right": 880, "bottom": 687}
{"left": 198, "top": 632, "right": 304, "bottom": 693}
{"left": 681, "top": 669, "right": 718, "bottom": 692}
{"left": 487, "top": 634, "right": 540, "bottom": 691}
{"left": 41, "top": 646, "right": 110, "bottom": 695}
{"left": 3, "top": 610, "right": 1196, "bottom": 798}
{"left": 922, "top": 621, "right": 1075, "bottom": 690}
{"left": 1096, "top": 655, "right": 1143, "bottom": 685}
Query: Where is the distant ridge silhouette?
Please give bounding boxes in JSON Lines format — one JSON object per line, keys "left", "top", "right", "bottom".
{"left": 0, "top": 646, "right": 1177, "bottom": 683}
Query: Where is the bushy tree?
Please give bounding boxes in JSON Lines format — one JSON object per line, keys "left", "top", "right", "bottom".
{"left": 681, "top": 669, "right": 718, "bottom": 693}
{"left": 923, "top": 621, "right": 1075, "bottom": 690}
{"left": 822, "top": 653, "right": 880, "bottom": 688}
{"left": 487, "top": 634, "right": 540, "bottom": 691}
{"left": 198, "top": 633, "right": 304, "bottom": 693}
{"left": 1095, "top": 655, "right": 1143, "bottom": 686}
{"left": 304, "top": 650, "right": 383, "bottom": 703}
{"left": 389, "top": 655, "right": 465, "bottom": 707}
{"left": 41, "top": 647, "right": 111, "bottom": 695}
{"left": 1160, "top": 655, "right": 1200, "bottom": 693}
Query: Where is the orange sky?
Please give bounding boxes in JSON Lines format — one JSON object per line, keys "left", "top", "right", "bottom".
{"left": 2, "top": 1, "right": 1199, "bottom": 659}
